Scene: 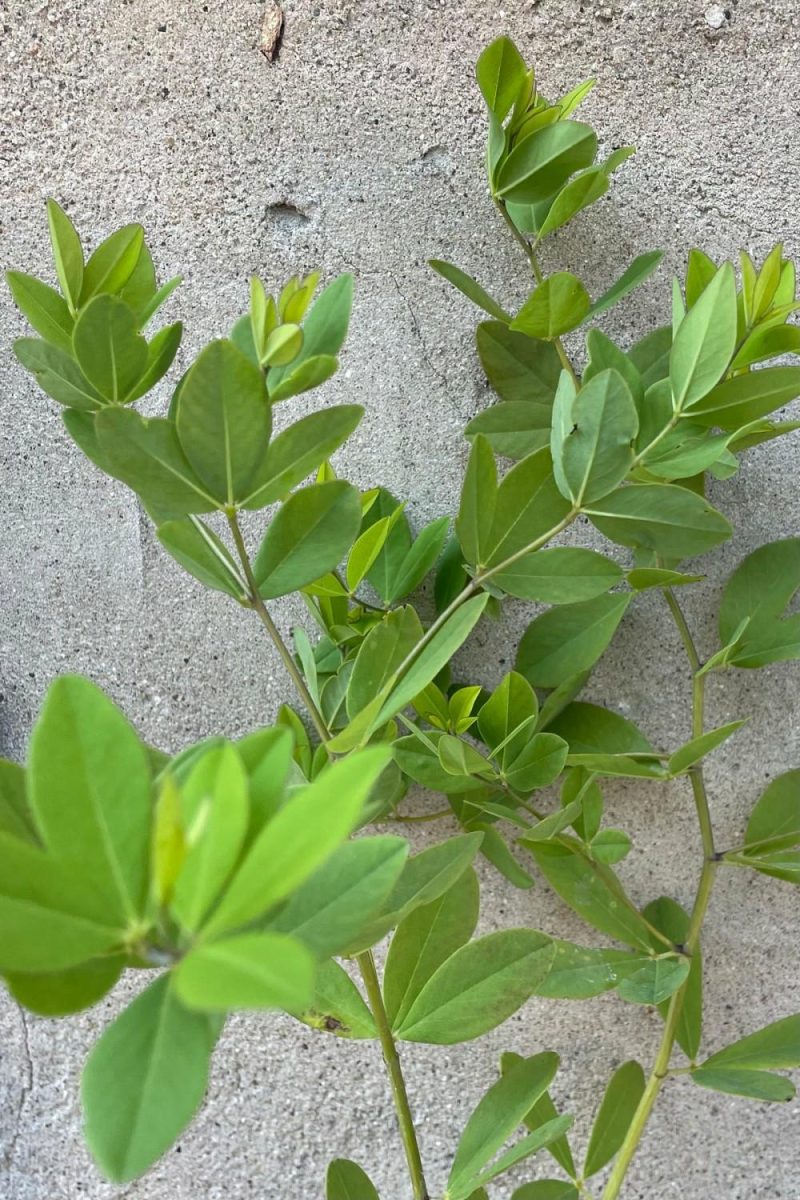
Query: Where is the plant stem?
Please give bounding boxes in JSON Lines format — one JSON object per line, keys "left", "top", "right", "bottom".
{"left": 357, "top": 951, "right": 430, "bottom": 1200}
{"left": 601, "top": 589, "right": 718, "bottom": 1200}
{"left": 226, "top": 511, "right": 332, "bottom": 747}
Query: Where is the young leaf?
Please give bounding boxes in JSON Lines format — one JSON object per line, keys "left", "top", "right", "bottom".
{"left": 586, "top": 483, "right": 731, "bottom": 559}
{"left": 268, "top": 353, "right": 339, "bottom": 403}
{"left": 430, "top": 259, "right": 512, "bottom": 321}
{"left": 395, "top": 929, "right": 554, "bottom": 1044}
{"left": 476, "top": 35, "right": 528, "bottom": 121}
{"left": 0, "top": 760, "right": 38, "bottom": 845}
{"left": 384, "top": 865, "right": 479, "bottom": 1028}
{"left": 551, "top": 368, "right": 638, "bottom": 504}
{"left": 267, "top": 273, "right": 353, "bottom": 389}
{"left": 72, "top": 295, "right": 148, "bottom": 403}
{"left": 46, "top": 198, "right": 84, "bottom": 311}
{"left": 587, "top": 251, "right": 663, "bottom": 319}
{"left": 254, "top": 481, "right": 362, "bottom": 599}
{"left": 326, "top": 1159, "right": 381, "bottom": 1200}
{"left": 583, "top": 1060, "right": 646, "bottom": 1178}
{"left": 496, "top": 122, "right": 598, "bottom": 204}
{"left": 242, "top": 405, "right": 363, "bottom": 510}
{"left": 516, "top": 594, "right": 631, "bottom": 689}
{"left": 670, "top": 262, "right": 737, "bottom": 411}
{"left": 173, "top": 930, "right": 315, "bottom": 1012}
{"left": 668, "top": 720, "right": 745, "bottom": 775}
{"left": 80, "top": 223, "right": 144, "bottom": 302}
{"left": 511, "top": 273, "right": 591, "bottom": 340}
{"left": 82, "top": 975, "right": 218, "bottom": 1183}
{"left": 6, "top": 270, "right": 75, "bottom": 352}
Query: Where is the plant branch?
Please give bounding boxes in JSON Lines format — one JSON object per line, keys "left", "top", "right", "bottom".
{"left": 357, "top": 951, "right": 429, "bottom": 1200}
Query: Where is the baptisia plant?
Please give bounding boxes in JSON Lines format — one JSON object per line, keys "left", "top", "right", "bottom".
{"left": 4, "top": 33, "right": 800, "bottom": 1200}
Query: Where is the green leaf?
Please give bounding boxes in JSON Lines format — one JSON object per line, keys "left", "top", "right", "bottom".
{"left": 691, "top": 1067, "right": 795, "bottom": 1103}
{"left": 140, "top": 275, "right": 182, "bottom": 327}
{"left": 533, "top": 941, "right": 633, "bottom": 1000}
{"left": 7, "top": 270, "right": 74, "bottom": 352}
{"left": 268, "top": 273, "right": 353, "bottom": 389}
{"left": 254, "top": 481, "right": 361, "bottom": 599}
{"left": 629, "top": 325, "right": 672, "bottom": 390}
{"left": 587, "top": 251, "right": 663, "bottom": 319}
{"left": 670, "top": 262, "right": 737, "bottom": 411}
{"left": 430, "top": 259, "right": 511, "bottom": 321}
{"left": 268, "top": 836, "right": 409, "bottom": 958}
{"left": 296, "top": 959, "right": 377, "bottom": 1039}
{"left": 395, "top": 929, "right": 554, "bottom": 1044}
{"left": 496, "top": 122, "right": 598, "bottom": 204}
{"left": 80, "top": 223, "right": 145, "bottom": 303}
{"left": 685, "top": 248, "right": 717, "bottom": 307}
{"left": 493, "top": 546, "right": 622, "bottom": 604}
{"left": 29, "top": 675, "right": 151, "bottom": 924}
{"left": 551, "top": 368, "right": 638, "bottom": 504}
{"left": 175, "top": 339, "right": 270, "bottom": 505}
{"left": 591, "top": 828, "right": 632, "bottom": 864}
{"left": 202, "top": 748, "right": 389, "bottom": 938}
{"left": 242, "top": 405, "right": 363, "bottom": 509}
{"left": 127, "top": 321, "right": 183, "bottom": 402}
{"left": 732, "top": 323, "right": 800, "bottom": 370}
{"left": 586, "top": 483, "right": 731, "bottom": 559}
{"left": 465, "top": 401, "right": 551, "bottom": 460}
{"left": 616, "top": 957, "right": 689, "bottom": 1004}
{"left": 511, "top": 273, "right": 591, "bottom": 339}
{"left": 703, "top": 1014, "right": 800, "bottom": 1071}
{"left": 96, "top": 408, "right": 218, "bottom": 515}
{"left": 485, "top": 448, "right": 571, "bottom": 568}
{"left": 463, "top": 1117, "right": 574, "bottom": 1196}
{"left": 385, "top": 866, "right": 479, "bottom": 1029}
{"left": 526, "top": 842, "right": 652, "bottom": 950}
{"left": 72, "top": 294, "right": 148, "bottom": 403}
{"left": 501, "top": 1051, "right": 577, "bottom": 1179}
{"left": 171, "top": 744, "right": 249, "bottom": 932}
{"left": 478, "top": 671, "right": 538, "bottom": 766}
{"left": 157, "top": 517, "right": 247, "bottom": 600}
{"left": 173, "top": 930, "right": 315, "bottom": 1012}
{"left": 457, "top": 434, "right": 497, "bottom": 568}
{"left": 348, "top": 606, "right": 424, "bottom": 718}
{"left": 477, "top": 320, "right": 562, "bottom": 404}
{"left": 13, "top": 336, "right": 103, "bottom": 411}
{"left": 46, "top": 198, "right": 83, "bottom": 311}
{"left": 547, "top": 701, "right": 653, "bottom": 755}
{"left": 263, "top": 322, "right": 302, "bottom": 367}
{"left": 583, "top": 1060, "right": 646, "bottom": 1177}
{"left": 744, "top": 769, "right": 800, "bottom": 854}
{"left": 267, "top": 353, "right": 339, "bottom": 403}
{"left": 668, "top": 720, "right": 745, "bottom": 774}
{"left": 536, "top": 166, "right": 610, "bottom": 241}
{"left": 516, "top": 594, "right": 631, "bottom": 689}
{"left": 643, "top": 896, "right": 702, "bottom": 1058}
{"left": 476, "top": 35, "right": 528, "bottom": 121}
{"left": 512, "top": 1184, "right": 578, "bottom": 1200}
{"left": 6, "top": 955, "right": 125, "bottom": 1017}
{"left": 326, "top": 1159, "right": 380, "bottom": 1200}
{"left": 82, "top": 975, "right": 217, "bottom": 1182}
{"left": 0, "top": 760, "right": 38, "bottom": 845}
{"left": 689, "top": 365, "right": 800, "bottom": 430}
{"left": 448, "top": 1052, "right": 561, "bottom": 1199}
{"left": 717, "top": 538, "right": 800, "bottom": 667}
{"left": 385, "top": 516, "right": 450, "bottom": 602}
{"left": 504, "top": 733, "right": 568, "bottom": 793}
{"left": 626, "top": 567, "right": 703, "bottom": 591}
{"left": 477, "top": 824, "right": 535, "bottom": 888}
{"left": 583, "top": 330, "right": 644, "bottom": 406}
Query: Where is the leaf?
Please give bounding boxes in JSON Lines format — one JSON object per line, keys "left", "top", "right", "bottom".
{"left": 268, "top": 273, "right": 353, "bottom": 389}
{"left": 0, "top": 760, "right": 38, "bottom": 845}
{"left": 254, "top": 481, "right": 362, "bottom": 599}
{"left": 128, "top": 321, "right": 183, "bottom": 402}
{"left": 173, "top": 930, "right": 315, "bottom": 1012}
{"left": 536, "top": 166, "right": 610, "bottom": 240}
{"left": 717, "top": 538, "right": 800, "bottom": 667}
{"left": 95, "top": 408, "right": 218, "bottom": 515}
{"left": 516, "top": 594, "right": 631, "bottom": 689}
{"left": 533, "top": 940, "right": 633, "bottom": 1000}
{"left": 586, "top": 483, "right": 731, "bottom": 559}
{"left": 478, "top": 671, "right": 538, "bottom": 765}
{"left": 72, "top": 294, "right": 148, "bottom": 403}
{"left": 13, "top": 336, "right": 102, "bottom": 411}
{"left": 326, "top": 1159, "right": 380, "bottom": 1200}
{"left": 583, "top": 1061, "right": 646, "bottom": 1177}
{"left": 689, "top": 365, "right": 800, "bottom": 430}
{"left": 691, "top": 1067, "right": 795, "bottom": 1103}
{"left": 626, "top": 567, "right": 703, "bottom": 591}
{"left": 477, "top": 320, "right": 562, "bottom": 404}
{"left": 383, "top": 515, "right": 449, "bottom": 602}
{"left": 347, "top": 516, "right": 394, "bottom": 592}
{"left": 732, "top": 323, "right": 800, "bottom": 370}
{"left": 140, "top": 275, "right": 182, "bottom": 327}
{"left": 6, "top": 270, "right": 74, "bottom": 352}
{"left": 268, "top": 353, "right": 339, "bottom": 403}
{"left": 551, "top": 368, "right": 638, "bottom": 504}
{"left": 591, "top": 829, "right": 632, "bottom": 864}
{"left": 464, "top": 1117, "right": 574, "bottom": 1196}
{"left": 81, "top": 975, "right": 218, "bottom": 1182}
{"left": 702, "top": 1014, "right": 800, "bottom": 1071}
{"left": 457, "top": 434, "right": 497, "bottom": 567}
{"left": 157, "top": 517, "right": 248, "bottom": 600}
{"left": 643, "top": 896, "right": 702, "bottom": 1058}
{"left": 668, "top": 721, "right": 745, "bottom": 774}
{"left": 29, "top": 675, "right": 152, "bottom": 924}
{"left": 616, "top": 957, "right": 689, "bottom": 1004}
{"left": 476, "top": 35, "right": 528, "bottom": 121}
{"left": 492, "top": 547, "right": 622, "bottom": 606}
{"left": 6, "top": 955, "right": 125, "bottom": 1017}
{"left": 430, "top": 259, "right": 511, "bottom": 321}
{"left": 547, "top": 701, "right": 653, "bottom": 754}
{"left": 504, "top": 733, "right": 569, "bottom": 793}
{"left": 385, "top": 866, "right": 479, "bottom": 1028}
{"left": 744, "top": 769, "right": 800, "bottom": 853}
{"left": 348, "top": 606, "right": 423, "bottom": 717}
{"left": 448, "top": 1052, "right": 561, "bottom": 1199}
{"left": 496, "top": 122, "right": 598, "bottom": 204}
{"left": 395, "top": 929, "right": 554, "bottom": 1043}
{"left": 629, "top": 325, "right": 672, "bottom": 390}
{"left": 268, "top": 836, "right": 409, "bottom": 958}
{"left": 583, "top": 330, "right": 644, "bottom": 406}
{"left": 485, "top": 448, "right": 571, "bottom": 568}
{"left": 511, "top": 273, "right": 591, "bottom": 340}
{"left": 512, "top": 1184, "right": 578, "bottom": 1200}
{"left": 296, "top": 959, "right": 377, "bottom": 1040}
{"left": 46, "top": 198, "right": 83, "bottom": 310}
{"left": 526, "top": 842, "right": 652, "bottom": 950}
{"left": 466, "top": 401, "right": 551, "bottom": 460}
{"left": 80, "top": 223, "right": 144, "bottom": 303}
{"left": 201, "top": 747, "right": 389, "bottom": 938}
{"left": 478, "top": 825, "right": 535, "bottom": 888}
{"left": 263, "top": 322, "right": 303, "bottom": 367}
{"left": 670, "top": 262, "right": 737, "bottom": 411}
{"left": 242, "top": 405, "right": 363, "bottom": 509}
{"left": 171, "top": 745, "right": 249, "bottom": 932}
{"left": 587, "top": 251, "right": 663, "bottom": 319}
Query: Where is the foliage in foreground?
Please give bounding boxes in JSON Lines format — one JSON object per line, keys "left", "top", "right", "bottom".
{"left": 4, "top": 33, "right": 800, "bottom": 1200}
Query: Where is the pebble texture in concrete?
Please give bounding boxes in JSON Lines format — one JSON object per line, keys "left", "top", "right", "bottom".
{"left": 2, "top": 1, "right": 800, "bottom": 1197}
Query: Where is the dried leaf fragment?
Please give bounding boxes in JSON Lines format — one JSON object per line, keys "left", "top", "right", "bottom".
{"left": 260, "top": 2, "right": 284, "bottom": 61}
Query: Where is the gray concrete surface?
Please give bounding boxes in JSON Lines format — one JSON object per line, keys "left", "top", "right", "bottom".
{"left": 2, "top": 0, "right": 800, "bottom": 1196}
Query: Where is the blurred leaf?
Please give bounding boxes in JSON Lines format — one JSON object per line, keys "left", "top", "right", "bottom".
{"left": 173, "top": 930, "right": 315, "bottom": 1012}
{"left": 7, "top": 955, "right": 125, "bottom": 1017}
{"left": 718, "top": 538, "right": 800, "bottom": 667}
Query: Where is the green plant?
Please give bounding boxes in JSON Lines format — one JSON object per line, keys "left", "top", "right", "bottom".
{"left": 4, "top": 32, "right": 800, "bottom": 1200}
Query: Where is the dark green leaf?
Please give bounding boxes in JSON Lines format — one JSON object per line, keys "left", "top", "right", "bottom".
{"left": 478, "top": 671, "right": 538, "bottom": 765}
{"left": 586, "top": 483, "right": 731, "bottom": 559}
{"left": 744, "top": 769, "right": 800, "bottom": 854}
{"left": 504, "top": 732, "right": 568, "bottom": 792}
{"left": 583, "top": 1060, "right": 646, "bottom": 1177}
{"left": 348, "top": 606, "right": 423, "bottom": 718}
{"left": 718, "top": 538, "right": 800, "bottom": 667}
{"left": 516, "top": 594, "right": 631, "bottom": 689}
{"left": 477, "top": 320, "right": 562, "bottom": 404}
{"left": 457, "top": 434, "right": 497, "bottom": 568}
{"left": 691, "top": 1068, "right": 795, "bottom": 1103}
{"left": 548, "top": 702, "right": 652, "bottom": 754}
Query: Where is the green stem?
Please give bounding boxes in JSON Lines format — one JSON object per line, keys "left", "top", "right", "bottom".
{"left": 227, "top": 511, "right": 332, "bottom": 748}
{"left": 357, "top": 951, "right": 430, "bottom": 1200}
{"left": 601, "top": 590, "right": 718, "bottom": 1200}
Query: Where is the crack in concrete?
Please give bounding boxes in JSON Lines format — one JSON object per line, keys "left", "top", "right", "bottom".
{"left": 4, "top": 1003, "right": 33, "bottom": 1172}
{"left": 388, "top": 274, "right": 462, "bottom": 416}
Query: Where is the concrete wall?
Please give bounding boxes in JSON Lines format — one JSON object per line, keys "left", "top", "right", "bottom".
{"left": 2, "top": 1, "right": 799, "bottom": 1196}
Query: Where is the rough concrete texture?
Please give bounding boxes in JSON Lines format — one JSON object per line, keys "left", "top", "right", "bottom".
{"left": 1, "top": 0, "right": 800, "bottom": 1196}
